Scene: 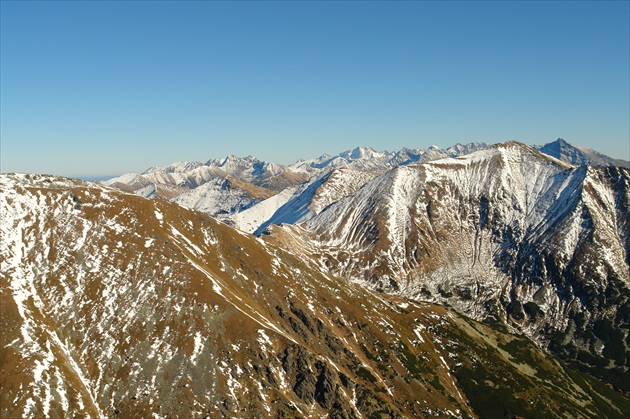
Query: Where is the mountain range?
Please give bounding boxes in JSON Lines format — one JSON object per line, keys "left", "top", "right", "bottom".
{"left": 102, "top": 138, "right": 628, "bottom": 230}
{"left": 1, "top": 138, "right": 629, "bottom": 417}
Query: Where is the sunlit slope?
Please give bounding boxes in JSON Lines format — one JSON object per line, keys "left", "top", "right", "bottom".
{"left": 1, "top": 173, "right": 628, "bottom": 417}
{"left": 276, "top": 142, "right": 630, "bottom": 390}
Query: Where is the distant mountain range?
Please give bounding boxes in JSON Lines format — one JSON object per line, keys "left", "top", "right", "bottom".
{"left": 102, "top": 138, "right": 628, "bottom": 231}
{"left": 2, "top": 138, "right": 629, "bottom": 417}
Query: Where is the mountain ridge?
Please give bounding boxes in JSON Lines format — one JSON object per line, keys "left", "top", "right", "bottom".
{"left": 2, "top": 138, "right": 629, "bottom": 417}
{"left": 100, "top": 139, "right": 627, "bottom": 233}
{"left": 267, "top": 141, "right": 630, "bottom": 390}
{"left": 535, "top": 138, "right": 630, "bottom": 168}
{"left": 2, "top": 172, "right": 629, "bottom": 417}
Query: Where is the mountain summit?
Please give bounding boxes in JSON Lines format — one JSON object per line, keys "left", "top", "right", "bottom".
{"left": 268, "top": 141, "right": 630, "bottom": 391}
{"left": 100, "top": 139, "right": 627, "bottom": 229}
{"left": 536, "top": 138, "right": 629, "bottom": 168}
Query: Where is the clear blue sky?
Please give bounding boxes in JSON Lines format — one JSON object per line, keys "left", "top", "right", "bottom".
{"left": 1, "top": 1, "right": 628, "bottom": 177}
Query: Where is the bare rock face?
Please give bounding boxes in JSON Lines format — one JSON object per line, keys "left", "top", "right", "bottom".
{"left": 2, "top": 172, "right": 629, "bottom": 417}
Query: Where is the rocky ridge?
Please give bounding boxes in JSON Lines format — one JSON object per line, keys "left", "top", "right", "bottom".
{"left": 2, "top": 173, "right": 628, "bottom": 417}
{"left": 101, "top": 143, "right": 490, "bottom": 225}
{"left": 268, "top": 142, "right": 630, "bottom": 391}
{"left": 101, "top": 139, "right": 628, "bottom": 236}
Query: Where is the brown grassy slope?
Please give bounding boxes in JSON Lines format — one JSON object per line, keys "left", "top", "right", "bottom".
{"left": 1, "top": 174, "right": 628, "bottom": 418}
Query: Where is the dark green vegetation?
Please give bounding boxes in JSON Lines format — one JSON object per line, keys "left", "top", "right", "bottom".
{"left": 548, "top": 312, "right": 630, "bottom": 393}
{"left": 441, "top": 315, "right": 630, "bottom": 418}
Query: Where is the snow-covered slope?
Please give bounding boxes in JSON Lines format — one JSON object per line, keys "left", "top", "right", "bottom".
{"left": 237, "top": 168, "right": 379, "bottom": 236}
{"left": 5, "top": 173, "right": 626, "bottom": 417}
{"left": 172, "top": 176, "right": 275, "bottom": 222}
{"left": 102, "top": 144, "right": 489, "bottom": 225}
{"left": 288, "top": 143, "right": 489, "bottom": 172}
{"left": 270, "top": 142, "right": 630, "bottom": 390}
{"left": 231, "top": 185, "right": 301, "bottom": 234}
{"left": 230, "top": 144, "right": 489, "bottom": 234}
{"left": 104, "top": 155, "right": 309, "bottom": 193}
{"left": 536, "top": 138, "right": 630, "bottom": 168}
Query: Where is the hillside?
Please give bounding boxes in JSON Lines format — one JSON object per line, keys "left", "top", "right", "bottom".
{"left": 2, "top": 173, "right": 628, "bottom": 417}
{"left": 269, "top": 142, "right": 630, "bottom": 391}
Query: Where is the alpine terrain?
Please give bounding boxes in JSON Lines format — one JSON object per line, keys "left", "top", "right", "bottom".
{"left": 535, "top": 138, "right": 630, "bottom": 169}
{"left": 101, "top": 143, "right": 490, "bottom": 225}
{"left": 1, "top": 139, "right": 629, "bottom": 418}
{"left": 270, "top": 142, "right": 630, "bottom": 392}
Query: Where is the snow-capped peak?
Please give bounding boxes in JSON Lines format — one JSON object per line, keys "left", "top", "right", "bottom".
{"left": 142, "top": 161, "right": 204, "bottom": 175}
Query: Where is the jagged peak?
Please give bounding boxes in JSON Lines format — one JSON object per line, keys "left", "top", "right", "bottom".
{"left": 220, "top": 154, "right": 240, "bottom": 166}
{"left": 350, "top": 146, "right": 377, "bottom": 159}
{"left": 534, "top": 138, "right": 629, "bottom": 168}
{"left": 216, "top": 155, "right": 259, "bottom": 170}
{"left": 204, "top": 156, "right": 225, "bottom": 166}
{"left": 336, "top": 146, "right": 392, "bottom": 162}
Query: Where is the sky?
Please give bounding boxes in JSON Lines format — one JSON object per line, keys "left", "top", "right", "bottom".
{"left": 1, "top": 1, "right": 629, "bottom": 177}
